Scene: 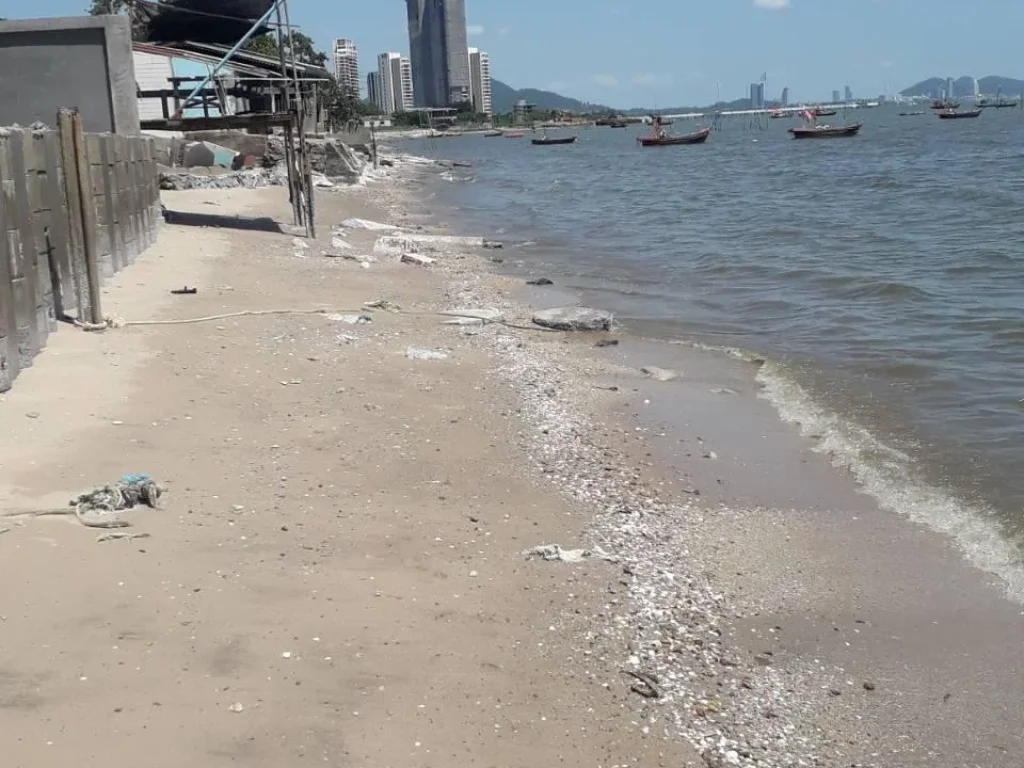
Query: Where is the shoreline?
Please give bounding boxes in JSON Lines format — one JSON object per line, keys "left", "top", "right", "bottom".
{"left": 387, "top": 154, "right": 1024, "bottom": 765}
{"left": 0, "top": 147, "right": 1021, "bottom": 767}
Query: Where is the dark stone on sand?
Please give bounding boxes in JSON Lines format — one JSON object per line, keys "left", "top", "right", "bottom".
{"left": 595, "top": 339, "right": 619, "bottom": 348}
{"left": 532, "top": 306, "right": 613, "bottom": 332}
{"left": 527, "top": 278, "right": 554, "bottom": 286}
{"left": 863, "top": 681, "right": 876, "bottom": 691}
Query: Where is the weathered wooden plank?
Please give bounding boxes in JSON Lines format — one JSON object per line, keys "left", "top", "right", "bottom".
{"left": 7, "top": 130, "right": 41, "bottom": 368}
{"left": 28, "top": 133, "right": 55, "bottom": 337}
{"left": 42, "top": 132, "right": 73, "bottom": 317}
{"left": 0, "top": 138, "right": 19, "bottom": 391}
{"left": 57, "top": 109, "right": 90, "bottom": 321}
{"left": 71, "top": 113, "right": 103, "bottom": 325}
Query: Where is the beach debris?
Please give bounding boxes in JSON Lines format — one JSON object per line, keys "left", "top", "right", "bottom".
{"left": 482, "top": 239, "right": 504, "bottom": 249}
{"left": 339, "top": 217, "right": 399, "bottom": 231}
{"left": 406, "top": 347, "right": 449, "bottom": 361}
{"left": 532, "top": 306, "right": 613, "bottom": 332}
{"left": 452, "top": 161, "right": 473, "bottom": 168}
{"left": 641, "top": 366, "right": 680, "bottom": 382}
{"left": 710, "top": 387, "right": 738, "bottom": 395}
{"left": 364, "top": 299, "right": 401, "bottom": 313}
{"left": 863, "top": 681, "right": 877, "bottom": 691}
{"left": 170, "top": 286, "right": 198, "bottom": 295}
{"left": 595, "top": 339, "right": 619, "bottom": 348}
{"left": 330, "top": 235, "right": 353, "bottom": 250}
{"left": 623, "top": 669, "right": 662, "bottom": 699}
{"left": 526, "top": 278, "right": 553, "bottom": 286}
{"left": 25, "top": 411, "right": 40, "bottom": 419}
{"left": 96, "top": 531, "right": 151, "bottom": 543}
{"left": 292, "top": 237, "right": 310, "bottom": 250}
{"left": 228, "top": 702, "right": 245, "bottom": 713}
{"left": 1, "top": 474, "right": 164, "bottom": 530}
{"left": 326, "top": 313, "right": 372, "bottom": 325}
{"left": 439, "top": 308, "right": 503, "bottom": 326}
{"left": 401, "top": 253, "right": 436, "bottom": 267}
{"left": 523, "top": 543, "right": 617, "bottom": 563}
{"left": 312, "top": 173, "right": 334, "bottom": 188}
{"left": 374, "top": 233, "right": 485, "bottom": 257}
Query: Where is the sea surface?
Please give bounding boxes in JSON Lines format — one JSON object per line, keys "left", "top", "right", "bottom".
{"left": 402, "top": 104, "right": 1024, "bottom": 587}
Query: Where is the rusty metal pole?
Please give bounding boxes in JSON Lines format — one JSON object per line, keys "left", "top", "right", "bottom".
{"left": 274, "top": 0, "right": 300, "bottom": 226}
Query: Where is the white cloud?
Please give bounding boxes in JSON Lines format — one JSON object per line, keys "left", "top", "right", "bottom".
{"left": 467, "top": 24, "right": 485, "bottom": 35}
{"left": 593, "top": 74, "right": 619, "bottom": 87}
{"left": 754, "top": 0, "right": 790, "bottom": 8}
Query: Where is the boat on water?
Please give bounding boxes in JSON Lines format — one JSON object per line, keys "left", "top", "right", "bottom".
{"left": 978, "top": 98, "right": 1018, "bottom": 109}
{"left": 937, "top": 108, "right": 982, "bottom": 119}
{"left": 769, "top": 110, "right": 789, "bottom": 119}
{"left": 813, "top": 108, "right": 837, "bottom": 117}
{"left": 531, "top": 134, "right": 578, "bottom": 146}
{"left": 503, "top": 131, "right": 526, "bottom": 138}
{"left": 899, "top": 111, "right": 926, "bottom": 116}
{"left": 483, "top": 130, "right": 504, "bottom": 137}
{"left": 609, "top": 120, "right": 629, "bottom": 128}
{"left": 789, "top": 123, "right": 863, "bottom": 138}
{"left": 931, "top": 99, "right": 960, "bottom": 110}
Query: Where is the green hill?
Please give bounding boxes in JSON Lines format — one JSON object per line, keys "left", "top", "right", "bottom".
{"left": 491, "top": 79, "right": 613, "bottom": 114}
{"left": 901, "top": 75, "right": 1024, "bottom": 97}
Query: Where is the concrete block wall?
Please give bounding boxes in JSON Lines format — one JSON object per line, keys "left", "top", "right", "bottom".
{"left": 0, "top": 16, "right": 140, "bottom": 133}
{"left": 0, "top": 126, "right": 160, "bottom": 392}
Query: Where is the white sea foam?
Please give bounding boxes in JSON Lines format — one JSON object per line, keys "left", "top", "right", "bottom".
{"left": 756, "top": 359, "right": 1024, "bottom": 603}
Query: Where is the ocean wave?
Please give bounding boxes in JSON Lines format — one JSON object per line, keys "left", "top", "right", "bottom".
{"left": 756, "top": 360, "right": 1024, "bottom": 602}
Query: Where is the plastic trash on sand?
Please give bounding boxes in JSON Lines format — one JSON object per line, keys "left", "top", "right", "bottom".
{"left": 406, "top": 348, "right": 449, "bottom": 361}
{"left": 524, "top": 544, "right": 617, "bottom": 563}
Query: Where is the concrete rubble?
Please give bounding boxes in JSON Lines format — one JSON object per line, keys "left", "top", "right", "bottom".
{"left": 532, "top": 307, "right": 614, "bottom": 332}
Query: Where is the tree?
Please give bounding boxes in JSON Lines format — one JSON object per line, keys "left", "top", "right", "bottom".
{"left": 87, "top": 0, "right": 128, "bottom": 13}
{"left": 245, "top": 32, "right": 327, "bottom": 67}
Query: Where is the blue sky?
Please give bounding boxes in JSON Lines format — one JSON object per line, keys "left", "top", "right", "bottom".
{"left": 7, "top": 0, "right": 1024, "bottom": 106}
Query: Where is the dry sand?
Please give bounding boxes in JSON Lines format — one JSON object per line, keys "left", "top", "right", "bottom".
{"left": 0, "top": 183, "right": 697, "bottom": 767}
{"left": 3, "top": 154, "right": 1024, "bottom": 768}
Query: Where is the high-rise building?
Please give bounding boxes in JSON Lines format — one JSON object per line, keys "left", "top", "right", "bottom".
{"left": 832, "top": 89, "right": 841, "bottom": 103}
{"left": 844, "top": 85, "right": 853, "bottom": 102}
{"left": 468, "top": 47, "right": 493, "bottom": 115}
{"left": 367, "top": 71, "right": 382, "bottom": 112}
{"left": 376, "top": 52, "right": 414, "bottom": 114}
{"left": 749, "top": 82, "right": 765, "bottom": 109}
{"left": 971, "top": 77, "right": 980, "bottom": 97}
{"left": 780, "top": 86, "right": 789, "bottom": 107}
{"left": 405, "top": 0, "right": 471, "bottom": 108}
{"left": 333, "top": 39, "right": 360, "bottom": 98}
{"left": 946, "top": 76, "right": 956, "bottom": 99}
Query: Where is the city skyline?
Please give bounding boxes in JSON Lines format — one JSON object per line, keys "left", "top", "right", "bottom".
{"left": 405, "top": 0, "right": 470, "bottom": 108}
{"left": 16, "top": 0, "right": 1024, "bottom": 109}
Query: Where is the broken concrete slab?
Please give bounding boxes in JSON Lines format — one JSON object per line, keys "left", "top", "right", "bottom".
{"left": 401, "top": 253, "right": 436, "bottom": 267}
{"left": 439, "top": 308, "right": 503, "bottom": 326}
{"left": 532, "top": 306, "right": 614, "bottom": 332}
{"left": 340, "top": 218, "right": 400, "bottom": 231}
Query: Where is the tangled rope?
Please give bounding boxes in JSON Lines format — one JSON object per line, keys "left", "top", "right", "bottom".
{"left": 2, "top": 474, "right": 164, "bottom": 529}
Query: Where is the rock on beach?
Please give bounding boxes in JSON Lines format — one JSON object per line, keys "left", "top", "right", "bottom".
{"left": 532, "top": 306, "right": 613, "bottom": 332}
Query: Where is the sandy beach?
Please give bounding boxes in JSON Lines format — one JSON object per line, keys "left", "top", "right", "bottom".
{"left": 1, "top": 152, "right": 1022, "bottom": 768}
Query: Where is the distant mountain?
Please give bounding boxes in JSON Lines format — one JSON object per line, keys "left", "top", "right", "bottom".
{"left": 491, "top": 79, "right": 613, "bottom": 114}
{"left": 901, "top": 75, "right": 1024, "bottom": 97}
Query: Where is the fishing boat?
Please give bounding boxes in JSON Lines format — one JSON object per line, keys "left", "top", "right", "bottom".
{"left": 813, "top": 108, "right": 837, "bottom": 117}
{"left": 931, "top": 99, "right": 960, "bottom": 110}
{"left": 899, "top": 111, "right": 926, "bottom": 116}
{"left": 638, "top": 127, "right": 711, "bottom": 146}
{"left": 978, "top": 98, "right": 1018, "bottom": 109}
{"left": 531, "top": 134, "right": 578, "bottom": 146}
{"left": 937, "top": 108, "right": 982, "bottom": 119}
{"left": 609, "top": 120, "right": 628, "bottom": 128}
{"left": 503, "top": 131, "right": 526, "bottom": 138}
{"left": 483, "top": 130, "right": 503, "bottom": 137}
{"left": 769, "top": 110, "right": 789, "bottom": 119}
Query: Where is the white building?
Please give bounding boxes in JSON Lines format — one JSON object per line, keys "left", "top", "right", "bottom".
{"left": 468, "top": 47, "right": 493, "bottom": 115}
{"left": 367, "top": 71, "right": 382, "bottom": 111}
{"left": 971, "top": 77, "right": 980, "bottom": 97}
{"left": 376, "top": 52, "right": 415, "bottom": 114}
{"left": 333, "top": 39, "right": 360, "bottom": 98}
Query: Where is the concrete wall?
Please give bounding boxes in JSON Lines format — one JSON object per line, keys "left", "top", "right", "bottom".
{"left": 0, "top": 16, "right": 139, "bottom": 134}
{"left": 0, "top": 125, "right": 161, "bottom": 392}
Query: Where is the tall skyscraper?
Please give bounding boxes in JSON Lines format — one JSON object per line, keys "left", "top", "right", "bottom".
{"left": 832, "top": 89, "right": 841, "bottom": 103}
{"left": 844, "top": 85, "right": 853, "bottom": 102}
{"left": 367, "top": 71, "right": 382, "bottom": 112}
{"left": 946, "top": 76, "right": 956, "bottom": 99}
{"left": 749, "top": 82, "right": 765, "bottom": 109}
{"left": 406, "top": 0, "right": 471, "bottom": 108}
{"left": 780, "top": 86, "right": 789, "bottom": 107}
{"left": 971, "top": 77, "right": 980, "bottom": 97}
{"left": 399, "top": 58, "right": 415, "bottom": 111}
{"left": 333, "top": 39, "right": 360, "bottom": 98}
{"left": 377, "top": 53, "right": 415, "bottom": 114}
{"left": 468, "top": 47, "right": 493, "bottom": 115}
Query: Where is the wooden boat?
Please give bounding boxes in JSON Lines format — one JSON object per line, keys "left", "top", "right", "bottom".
{"left": 788, "top": 122, "right": 863, "bottom": 139}
{"left": 638, "top": 127, "right": 711, "bottom": 146}
{"left": 978, "top": 99, "right": 1018, "bottom": 109}
{"left": 899, "top": 111, "right": 926, "bottom": 116}
{"left": 483, "top": 130, "right": 503, "bottom": 137}
{"left": 503, "top": 131, "right": 525, "bottom": 138}
{"left": 609, "top": 120, "right": 628, "bottom": 128}
{"left": 931, "top": 99, "right": 960, "bottom": 110}
{"left": 937, "top": 109, "right": 982, "bottom": 119}
{"left": 813, "top": 108, "right": 837, "bottom": 117}
{"left": 531, "top": 135, "right": 578, "bottom": 145}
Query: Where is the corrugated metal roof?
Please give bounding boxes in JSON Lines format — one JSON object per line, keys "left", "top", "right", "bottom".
{"left": 132, "top": 41, "right": 273, "bottom": 78}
